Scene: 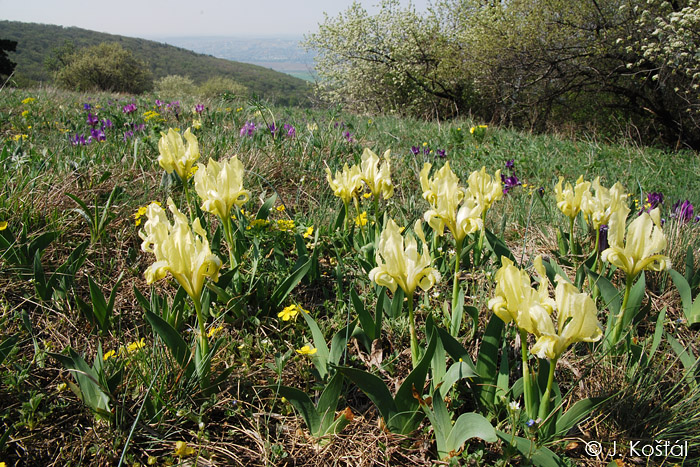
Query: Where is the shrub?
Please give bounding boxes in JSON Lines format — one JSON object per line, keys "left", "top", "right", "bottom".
{"left": 56, "top": 42, "right": 152, "bottom": 94}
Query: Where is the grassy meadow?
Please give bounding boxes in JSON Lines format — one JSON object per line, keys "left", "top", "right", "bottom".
{"left": 0, "top": 86, "right": 699, "bottom": 466}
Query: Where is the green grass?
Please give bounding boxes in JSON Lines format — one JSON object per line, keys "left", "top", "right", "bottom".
{"left": 0, "top": 85, "right": 699, "bottom": 466}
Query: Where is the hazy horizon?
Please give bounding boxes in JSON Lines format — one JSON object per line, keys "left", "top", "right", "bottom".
{"left": 0, "top": 0, "right": 430, "bottom": 38}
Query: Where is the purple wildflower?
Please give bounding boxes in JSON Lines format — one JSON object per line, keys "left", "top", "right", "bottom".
{"left": 411, "top": 146, "right": 420, "bottom": 155}
{"left": 505, "top": 159, "right": 515, "bottom": 170}
{"left": 284, "top": 123, "right": 296, "bottom": 138}
{"left": 268, "top": 123, "right": 277, "bottom": 136}
{"left": 646, "top": 192, "right": 664, "bottom": 209}
{"left": 101, "top": 118, "right": 113, "bottom": 129}
{"left": 123, "top": 131, "right": 134, "bottom": 141}
{"left": 343, "top": 131, "right": 353, "bottom": 143}
{"left": 240, "top": 122, "right": 256, "bottom": 137}
{"left": 83, "top": 103, "right": 91, "bottom": 111}
{"left": 423, "top": 147, "right": 430, "bottom": 156}
{"left": 71, "top": 134, "right": 88, "bottom": 146}
{"left": 86, "top": 113, "right": 99, "bottom": 127}
{"left": 672, "top": 200, "right": 694, "bottom": 223}
{"left": 501, "top": 173, "right": 521, "bottom": 194}
{"left": 155, "top": 99, "right": 163, "bottom": 107}
{"left": 89, "top": 128, "right": 106, "bottom": 142}
{"left": 195, "top": 104, "right": 205, "bottom": 114}
{"left": 122, "top": 103, "right": 137, "bottom": 114}
{"left": 436, "top": 149, "right": 446, "bottom": 158}
{"left": 537, "top": 187, "right": 545, "bottom": 197}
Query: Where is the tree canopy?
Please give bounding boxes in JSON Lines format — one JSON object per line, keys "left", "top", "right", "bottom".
{"left": 305, "top": 0, "right": 700, "bottom": 148}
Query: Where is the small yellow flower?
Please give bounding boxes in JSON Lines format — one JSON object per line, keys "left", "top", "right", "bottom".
{"left": 173, "top": 441, "right": 195, "bottom": 457}
{"left": 207, "top": 325, "right": 224, "bottom": 339}
{"left": 368, "top": 119, "right": 373, "bottom": 124}
{"left": 22, "top": 97, "right": 35, "bottom": 104}
{"left": 307, "top": 123, "right": 318, "bottom": 132}
{"left": 355, "top": 211, "right": 368, "bottom": 226}
{"left": 21, "top": 110, "right": 29, "bottom": 118}
{"left": 246, "top": 219, "right": 270, "bottom": 230}
{"left": 277, "top": 219, "right": 295, "bottom": 231}
{"left": 192, "top": 118, "right": 202, "bottom": 130}
{"left": 125, "top": 338, "right": 146, "bottom": 354}
{"left": 303, "top": 226, "right": 314, "bottom": 239}
{"left": 296, "top": 345, "right": 317, "bottom": 356}
{"left": 103, "top": 350, "right": 116, "bottom": 361}
{"left": 422, "top": 142, "right": 428, "bottom": 147}
{"left": 12, "top": 134, "right": 28, "bottom": 141}
{"left": 56, "top": 383, "right": 68, "bottom": 392}
{"left": 278, "top": 304, "right": 309, "bottom": 321}
{"left": 186, "top": 165, "right": 199, "bottom": 180}
{"left": 363, "top": 192, "right": 372, "bottom": 199}
{"left": 0, "top": 221, "right": 7, "bottom": 231}
{"left": 275, "top": 205, "right": 285, "bottom": 212}
{"left": 236, "top": 107, "right": 243, "bottom": 112}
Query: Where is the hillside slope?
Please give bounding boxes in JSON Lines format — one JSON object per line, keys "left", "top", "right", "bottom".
{"left": 0, "top": 21, "right": 310, "bottom": 106}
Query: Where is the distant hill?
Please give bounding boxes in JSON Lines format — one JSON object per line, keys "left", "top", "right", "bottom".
{"left": 152, "top": 36, "right": 317, "bottom": 82}
{"left": 0, "top": 21, "right": 311, "bottom": 106}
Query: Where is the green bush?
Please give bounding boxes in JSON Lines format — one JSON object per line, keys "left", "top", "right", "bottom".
{"left": 56, "top": 42, "right": 152, "bottom": 94}
{"left": 197, "top": 76, "right": 248, "bottom": 99}
{"left": 154, "top": 74, "right": 196, "bottom": 100}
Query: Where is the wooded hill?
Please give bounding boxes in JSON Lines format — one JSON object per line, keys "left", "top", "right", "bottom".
{"left": 1, "top": 20, "right": 311, "bottom": 106}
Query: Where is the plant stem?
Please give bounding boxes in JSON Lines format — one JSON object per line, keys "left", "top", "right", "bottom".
{"left": 520, "top": 329, "right": 534, "bottom": 419}
{"left": 451, "top": 237, "right": 464, "bottom": 336}
{"left": 407, "top": 292, "right": 419, "bottom": 369}
{"left": 569, "top": 216, "right": 577, "bottom": 256}
{"left": 610, "top": 273, "right": 634, "bottom": 346}
{"left": 538, "top": 357, "right": 558, "bottom": 421}
{"left": 192, "top": 295, "right": 209, "bottom": 357}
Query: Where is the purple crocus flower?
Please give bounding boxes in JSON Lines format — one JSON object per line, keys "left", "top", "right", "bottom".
{"left": 505, "top": 159, "right": 515, "bottom": 170}
{"left": 501, "top": 173, "right": 521, "bottom": 194}
{"left": 436, "top": 149, "right": 446, "bottom": 158}
{"left": 195, "top": 104, "right": 205, "bottom": 114}
{"left": 284, "top": 123, "right": 296, "bottom": 138}
{"left": 86, "top": 113, "right": 99, "bottom": 127}
{"left": 411, "top": 146, "right": 420, "bottom": 155}
{"left": 672, "top": 199, "right": 694, "bottom": 223}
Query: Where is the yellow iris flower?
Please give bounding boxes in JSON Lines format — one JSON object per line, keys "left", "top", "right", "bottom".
{"left": 359, "top": 148, "right": 394, "bottom": 200}
{"left": 420, "top": 162, "right": 483, "bottom": 242}
{"left": 325, "top": 163, "right": 363, "bottom": 205}
{"left": 601, "top": 207, "right": 671, "bottom": 278}
{"left": 369, "top": 219, "right": 440, "bottom": 297}
{"left": 194, "top": 156, "right": 250, "bottom": 220}
{"left": 555, "top": 176, "right": 591, "bottom": 220}
{"left": 487, "top": 256, "right": 555, "bottom": 336}
{"left": 139, "top": 198, "right": 222, "bottom": 302}
{"left": 530, "top": 278, "right": 603, "bottom": 360}
{"left": 467, "top": 166, "right": 503, "bottom": 212}
{"left": 157, "top": 127, "right": 200, "bottom": 181}
{"left": 581, "top": 177, "right": 628, "bottom": 230}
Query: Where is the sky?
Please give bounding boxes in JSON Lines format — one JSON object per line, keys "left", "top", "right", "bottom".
{"left": 0, "top": 0, "right": 431, "bottom": 38}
